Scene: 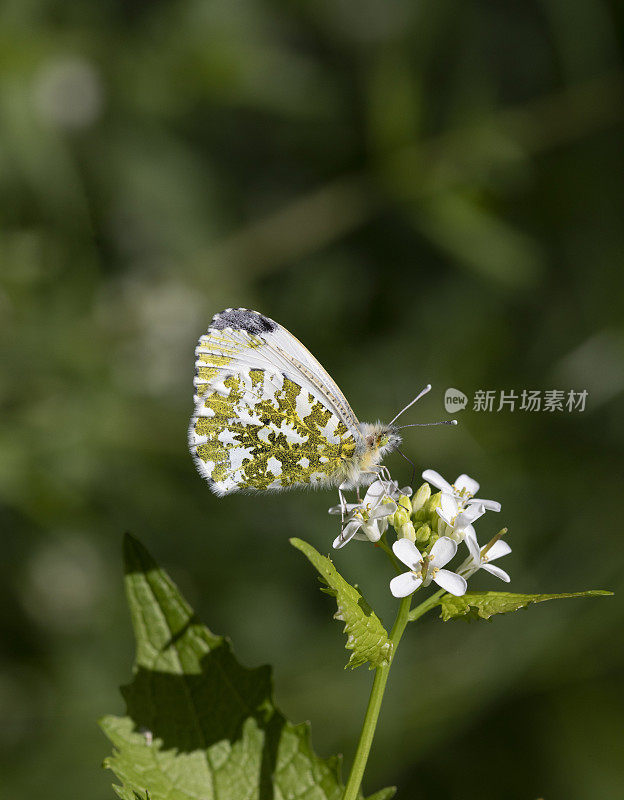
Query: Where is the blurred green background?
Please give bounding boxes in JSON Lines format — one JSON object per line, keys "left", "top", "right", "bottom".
{"left": 1, "top": 1, "right": 623, "bottom": 798}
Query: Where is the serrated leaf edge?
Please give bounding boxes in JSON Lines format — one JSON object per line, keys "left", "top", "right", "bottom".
{"left": 291, "top": 537, "right": 393, "bottom": 670}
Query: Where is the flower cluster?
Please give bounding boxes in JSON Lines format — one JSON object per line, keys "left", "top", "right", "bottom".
{"left": 331, "top": 470, "right": 511, "bottom": 600}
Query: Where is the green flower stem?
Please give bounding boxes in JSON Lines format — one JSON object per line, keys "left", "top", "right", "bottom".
{"left": 342, "top": 587, "right": 447, "bottom": 800}
{"left": 408, "top": 588, "right": 445, "bottom": 622}
{"left": 342, "top": 594, "right": 412, "bottom": 800}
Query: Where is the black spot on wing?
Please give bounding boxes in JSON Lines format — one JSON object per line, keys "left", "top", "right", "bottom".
{"left": 211, "top": 308, "right": 276, "bottom": 335}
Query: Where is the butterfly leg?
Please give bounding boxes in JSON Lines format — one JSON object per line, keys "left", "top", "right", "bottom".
{"left": 375, "top": 464, "right": 399, "bottom": 489}
{"left": 377, "top": 464, "right": 393, "bottom": 482}
{"left": 359, "top": 466, "right": 399, "bottom": 496}
{"left": 338, "top": 482, "right": 350, "bottom": 528}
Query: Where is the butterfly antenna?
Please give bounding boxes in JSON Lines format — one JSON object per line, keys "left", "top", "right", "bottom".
{"left": 398, "top": 421, "right": 458, "bottom": 428}
{"left": 396, "top": 448, "right": 416, "bottom": 487}
{"left": 388, "top": 384, "right": 432, "bottom": 425}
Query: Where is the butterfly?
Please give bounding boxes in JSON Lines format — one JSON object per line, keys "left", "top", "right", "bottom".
{"left": 188, "top": 308, "right": 447, "bottom": 502}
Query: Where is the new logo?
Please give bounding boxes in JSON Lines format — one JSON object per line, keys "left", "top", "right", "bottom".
{"left": 444, "top": 388, "right": 467, "bottom": 413}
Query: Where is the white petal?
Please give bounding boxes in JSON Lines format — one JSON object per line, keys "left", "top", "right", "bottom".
{"left": 363, "top": 480, "right": 388, "bottom": 505}
{"left": 400, "top": 486, "right": 413, "bottom": 496}
{"left": 455, "top": 474, "right": 480, "bottom": 495}
{"left": 464, "top": 532, "right": 481, "bottom": 561}
{"left": 435, "top": 507, "right": 453, "bottom": 526}
{"left": 328, "top": 503, "right": 359, "bottom": 515}
{"left": 469, "top": 498, "right": 501, "bottom": 512}
{"left": 361, "top": 520, "right": 383, "bottom": 542}
{"left": 429, "top": 536, "right": 457, "bottom": 568}
{"left": 392, "top": 538, "right": 422, "bottom": 569}
{"left": 456, "top": 503, "right": 486, "bottom": 527}
{"left": 482, "top": 563, "right": 511, "bottom": 582}
{"left": 434, "top": 569, "right": 467, "bottom": 596}
{"left": 383, "top": 479, "right": 400, "bottom": 496}
{"left": 439, "top": 493, "right": 459, "bottom": 519}
{"left": 390, "top": 572, "right": 422, "bottom": 598}
{"left": 332, "top": 518, "right": 362, "bottom": 549}
{"left": 369, "top": 501, "right": 397, "bottom": 520}
{"left": 486, "top": 540, "right": 512, "bottom": 561}
{"left": 422, "top": 469, "right": 453, "bottom": 493}
{"left": 462, "top": 523, "right": 477, "bottom": 543}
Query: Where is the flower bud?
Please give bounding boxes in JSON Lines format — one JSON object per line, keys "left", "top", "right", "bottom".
{"left": 411, "top": 482, "right": 431, "bottom": 514}
{"left": 393, "top": 506, "right": 411, "bottom": 529}
{"left": 398, "top": 494, "right": 412, "bottom": 514}
{"left": 414, "top": 523, "right": 431, "bottom": 544}
{"left": 424, "top": 531, "right": 439, "bottom": 554}
{"left": 399, "top": 520, "right": 416, "bottom": 542}
{"left": 423, "top": 491, "right": 442, "bottom": 517}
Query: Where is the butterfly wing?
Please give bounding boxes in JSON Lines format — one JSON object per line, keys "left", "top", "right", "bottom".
{"left": 188, "top": 308, "right": 362, "bottom": 495}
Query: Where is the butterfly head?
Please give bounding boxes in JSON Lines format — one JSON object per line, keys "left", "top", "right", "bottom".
{"left": 359, "top": 422, "right": 402, "bottom": 459}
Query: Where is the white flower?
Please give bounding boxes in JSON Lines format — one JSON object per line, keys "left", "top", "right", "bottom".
{"left": 331, "top": 480, "right": 398, "bottom": 549}
{"left": 436, "top": 495, "right": 487, "bottom": 543}
{"left": 458, "top": 532, "right": 512, "bottom": 583}
{"left": 389, "top": 537, "right": 467, "bottom": 598}
{"left": 422, "top": 469, "right": 501, "bottom": 511}
{"left": 332, "top": 505, "right": 394, "bottom": 549}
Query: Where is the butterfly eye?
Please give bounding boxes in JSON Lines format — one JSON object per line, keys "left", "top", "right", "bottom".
{"left": 378, "top": 435, "right": 389, "bottom": 447}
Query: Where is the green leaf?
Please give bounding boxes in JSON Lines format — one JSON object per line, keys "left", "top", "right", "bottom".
{"left": 100, "top": 534, "right": 393, "bottom": 800}
{"left": 290, "top": 537, "right": 393, "bottom": 670}
{"left": 440, "top": 589, "right": 613, "bottom": 621}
